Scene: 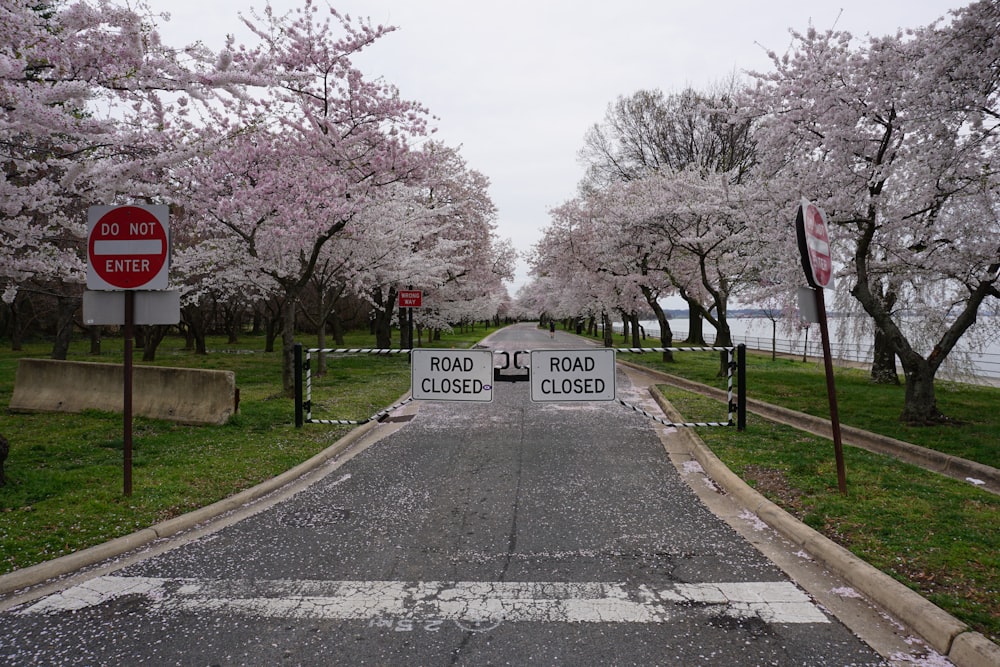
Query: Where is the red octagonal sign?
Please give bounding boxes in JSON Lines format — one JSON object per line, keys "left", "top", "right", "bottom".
{"left": 87, "top": 205, "right": 170, "bottom": 290}
{"left": 795, "top": 199, "right": 834, "bottom": 289}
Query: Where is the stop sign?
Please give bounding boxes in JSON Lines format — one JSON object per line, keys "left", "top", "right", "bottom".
{"left": 795, "top": 199, "right": 834, "bottom": 289}
{"left": 87, "top": 205, "right": 170, "bottom": 290}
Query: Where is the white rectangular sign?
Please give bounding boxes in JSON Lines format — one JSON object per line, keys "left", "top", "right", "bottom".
{"left": 83, "top": 289, "right": 181, "bottom": 326}
{"left": 411, "top": 349, "right": 494, "bottom": 402}
{"left": 530, "top": 349, "right": 616, "bottom": 402}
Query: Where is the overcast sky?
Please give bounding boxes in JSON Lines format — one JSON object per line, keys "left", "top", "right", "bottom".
{"left": 153, "top": 0, "right": 965, "bottom": 293}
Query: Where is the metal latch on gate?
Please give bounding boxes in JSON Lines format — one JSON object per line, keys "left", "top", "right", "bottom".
{"left": 493, "top": 350, "right": 530, "bottom": 382}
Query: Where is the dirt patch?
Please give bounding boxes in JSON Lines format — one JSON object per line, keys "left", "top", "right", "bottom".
{"left": 742, "top": 465, "right": 804, "bottom": 513}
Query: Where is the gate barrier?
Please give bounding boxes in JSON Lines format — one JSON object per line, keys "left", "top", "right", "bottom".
{"left": 294, "top": 343, "right": 746, "bottom": 430}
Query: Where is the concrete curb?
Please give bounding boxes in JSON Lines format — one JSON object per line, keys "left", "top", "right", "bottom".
{"left": 648, "top": 384, "right": 1000, "bottom": 667}
{"left": 0, "top": 415, "right": 383, "bottom": 599}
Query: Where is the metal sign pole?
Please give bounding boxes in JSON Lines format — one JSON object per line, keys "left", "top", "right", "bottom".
{"left": 123, "top": 290, "right": 134, "bottom": 497}
{"left": 294, "top": 343, "right": 304, "bottom": 428}
{"left": 796, "top": 200, "right": 847, "bottom": 495}
{"left": 814, "top": 288, "right": 847, "bottom": 495}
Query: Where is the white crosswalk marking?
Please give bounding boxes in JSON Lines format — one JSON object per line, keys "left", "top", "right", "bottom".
{"left": 21, "top": 576, "right": 830, "bottom": 625}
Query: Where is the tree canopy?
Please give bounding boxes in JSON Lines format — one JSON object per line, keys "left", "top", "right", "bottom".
{"left": 1, "top": 0, "right": 514, "bottom": 388}
{"left": 525, "top": 1, "right": 1000, "bottom": 422}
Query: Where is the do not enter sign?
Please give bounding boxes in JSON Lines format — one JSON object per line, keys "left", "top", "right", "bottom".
{"left": 87, "top": 205, "right": 170, "bottom": 290}
{"left": 795, "top": 199, "right": 834, "bottom": 290}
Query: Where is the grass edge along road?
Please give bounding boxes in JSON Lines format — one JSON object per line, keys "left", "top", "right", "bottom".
{"left": 619, "top": 346, "right": 998, "bottom": 645}
{"left": 0, "top": 329, "right": 488, "bottom": 578}
{"left": 2, "top": 328, "right": 998, "bottom": 644}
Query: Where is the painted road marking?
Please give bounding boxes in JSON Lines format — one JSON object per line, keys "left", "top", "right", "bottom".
{"left": 21, "top": 577, "right": 829, "bottom": 625}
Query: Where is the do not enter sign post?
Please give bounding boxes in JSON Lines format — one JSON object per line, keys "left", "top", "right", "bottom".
{"left": 86, "top": 205, "right": 170, "bottom": 497}
{"left": 794, "top": 199, "right": 847, "bottom": 495}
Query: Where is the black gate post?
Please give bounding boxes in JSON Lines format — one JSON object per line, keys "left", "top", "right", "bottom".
{"left": 737, "top": 344, "right": 747, "bottom": 431}
{"left": 294, "top": 343, "right": 304, "bottom": 428}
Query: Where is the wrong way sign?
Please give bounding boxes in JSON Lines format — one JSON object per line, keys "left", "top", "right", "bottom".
{"left": 87, "top": 205, "right": 170, "bottom": 290}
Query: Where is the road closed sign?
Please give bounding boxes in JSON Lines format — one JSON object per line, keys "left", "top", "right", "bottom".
{"left": 412, "top": 349, "right": 494, "bottom": 402}
{"left": 87, "top": 205, "right": 170, "bottom": 290}
{"left": 530, "top": 349, "right": 616, "bottom": 402}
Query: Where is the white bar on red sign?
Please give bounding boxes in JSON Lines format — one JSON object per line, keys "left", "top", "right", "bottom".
{"left": 93, "top": 240, "right": 163, "bottom": 255}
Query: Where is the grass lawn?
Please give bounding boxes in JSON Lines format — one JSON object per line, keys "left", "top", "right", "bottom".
{"left": 0, "top": 326, "right": 494, "bottom": 574}
{"left": 606, "top": 336, "right": 1000, "bottom": 469}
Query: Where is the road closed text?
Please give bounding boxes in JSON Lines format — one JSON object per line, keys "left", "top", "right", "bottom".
{"left": 420, "top": 377, "right": 487, "bottom": 395}
{"left": 530, "top": 350, "right": 616, "bottom": 402}
{"left": 538, "top": 376, "right": 607, "bottom": 395}
{"left": 411, "top": 349, "right": 494, "bottom": 403}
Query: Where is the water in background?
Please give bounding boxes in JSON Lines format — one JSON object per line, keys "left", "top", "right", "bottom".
{"left": 624, "top": 316, "right": 1000, "bottom": 385}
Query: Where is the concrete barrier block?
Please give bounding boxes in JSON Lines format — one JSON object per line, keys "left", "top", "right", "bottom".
{"left": 9, "top": 359, "right": 237, "bottom": 426}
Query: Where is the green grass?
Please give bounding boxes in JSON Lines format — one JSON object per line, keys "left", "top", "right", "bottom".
{"left": 614, "top": 342, "right": 1000, "bottom": 469}
{"left": 0, "top": 325, "right": 496, "bottom": 574}
{"left": 660, "top": 385, "right": 1000, "bottom": 643}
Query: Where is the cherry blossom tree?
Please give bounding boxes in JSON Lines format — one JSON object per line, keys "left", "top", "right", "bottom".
{"left": 631, "top": 168, "right": 764, "bottom": 362}
{"left": 407, "top": 145, "right": 514, "bottom": 341}
{"left": 748, "top": 1, "right": 1000, "bottom": 423}
{"left": 173, "top": 2, "right": 434, "bottom": 392}
{"left": 527, "top": 196, "right": 648, "bottom": 348}
{"left": 0, "top": 0, "right": 244, "bottom": 357}
{"left": 341, "top": 143, "right": 510, "bottom": 348}
{"left": 561, "top": 183, "right": 677, "bottom": 357}
{"left": 578, "top": 83, "right": 757, "bottom": 343}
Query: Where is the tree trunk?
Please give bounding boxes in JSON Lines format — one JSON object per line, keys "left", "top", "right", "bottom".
{"left": 182, "top": 307, "right": 208, "bottom": 355}
{"left": 224, "top": 304, "right": 241, "bottom": 344}
{"left": 641, "top": 287, "right": 674, "bottom": 362}
{"left": 329, "top": 310, "right": 345, "bottom": 346}
{"left": 601, "top": 312, "right": 614, "bottom": 348}
{"left": 629, "top": 312, "right": 641, "bottom": 348}
{"left": 50, "top": 294, "right": 79, "bottom": 360}
{"left": 316, "top": 316, "right": 328, "bottom": 376}
{"left": 264, "top": 316, "right": 278, "bottom": 353}
{"left": 373, "top": 315, "right": 392, "bottom": 348}
{"left": 715, "top": 322, "right": 733, "bottom": 378}
{"left": 371, "top": 291, "right": 395, "bottom": 349}
{"left": 770, "top": 319, "right": 777, "bottom": 361}
{"left": 141, "top": 325, "right": 168, "bottom": 362}
{"left": 685, "top": 298, "right": 705, "bottom": 345}
{"left": 281, "top": 294, "right": 298, "bottom": 396}
{"left": 899, "top": 358, "right": 946, "bottom": 424}
{"left": 9, "top": 294, "right": 33, "bottom": 351}
{"left": 870, "top": 327, "right": 900, "bottom": 384}
{"left": 181, "top": 322, "right": 194, "bottom": 351}
{"left": 89, "top": 326, "right": 101, "bottom": 355}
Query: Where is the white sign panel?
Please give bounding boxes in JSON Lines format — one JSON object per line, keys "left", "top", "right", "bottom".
{"left": 797, "top": 286, "right": 820, "bottom": 324}
{"left": 530, "top": 349, "right": 617, "bottom": 402}
{"left": 411, "top": 349, "right": 494, "bottom": 402}
{"left": 83, "top": 290, "right": 181, "bottom": 326}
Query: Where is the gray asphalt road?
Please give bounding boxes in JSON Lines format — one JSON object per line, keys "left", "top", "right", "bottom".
{"left": 0, "top": 324, "right": 887, "bottom": 666}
